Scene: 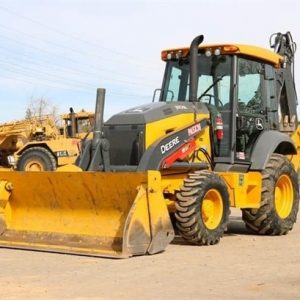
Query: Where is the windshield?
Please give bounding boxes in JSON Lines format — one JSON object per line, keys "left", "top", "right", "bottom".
{"left": 160, "top": 54, "right": 232, "bottom": 108}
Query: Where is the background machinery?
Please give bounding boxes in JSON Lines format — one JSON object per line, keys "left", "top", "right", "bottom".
{"left": 0, "top": 110, "right": 94, "bottom": 171}
{"left": 0, "top": 115, "right": 58, "bottom": 167}
{"left": 0, "top": 32, "right": 298, "bottom": 258}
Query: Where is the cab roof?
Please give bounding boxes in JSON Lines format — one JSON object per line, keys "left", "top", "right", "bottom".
{"left": 61, "top": 111, "right": 94, "bottom": 120}
{"left": 161, "top": 43, "right": 283, "bottom": 67}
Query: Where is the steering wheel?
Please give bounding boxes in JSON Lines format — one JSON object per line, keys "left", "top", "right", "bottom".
{"left": 199, "top": 93, "right": 223, "bottom": 107}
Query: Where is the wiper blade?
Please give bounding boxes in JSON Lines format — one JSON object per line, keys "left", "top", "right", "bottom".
{"left": 198, "top": 75, "right": 225, "bottom": 100}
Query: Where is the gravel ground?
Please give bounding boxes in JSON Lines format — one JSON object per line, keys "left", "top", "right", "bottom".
{"left": 1, "top": 208, "right": 300, "bottom": 300}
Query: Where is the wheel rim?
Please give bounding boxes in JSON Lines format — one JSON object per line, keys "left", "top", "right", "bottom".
{"left": 275, "top": 174, "right": 294, "bottom": 219}
{"left": 24, "top": 160, "right": 45, "bottom": 171}
{"left": 202, "top": 189, "right": 224, "bottom": 230}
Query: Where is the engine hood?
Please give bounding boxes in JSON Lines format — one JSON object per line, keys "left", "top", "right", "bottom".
{"left": 105, "top": 101, "right": 209, "bottom": 125}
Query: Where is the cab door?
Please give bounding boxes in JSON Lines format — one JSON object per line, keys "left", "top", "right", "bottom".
{"left": 235, "top": 58, "right": 270, "bottom": 161}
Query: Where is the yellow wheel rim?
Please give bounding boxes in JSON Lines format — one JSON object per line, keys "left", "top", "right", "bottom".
{"left": 25, "top": 160, "right": 45, "bottom": 171}
{"left": 275, "top": 174, "right": 294, "bottom": 219}
{"left": 202, "top": 189, "right": 224, "bottom": 230}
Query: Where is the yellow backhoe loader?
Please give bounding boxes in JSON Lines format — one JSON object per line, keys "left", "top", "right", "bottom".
{"left": 0, "top": 32, "right": 299, "bottom": 258}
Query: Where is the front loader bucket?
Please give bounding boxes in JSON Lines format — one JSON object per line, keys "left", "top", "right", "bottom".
{"left": 0, "top": 170, "right": 174, "bottom": 258}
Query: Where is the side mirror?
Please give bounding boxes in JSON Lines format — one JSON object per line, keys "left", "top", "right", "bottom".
{"left": 152, "top": 89, "right": 175, "bottom": 102}
{"left": 152, "top": 89, "right": 161, "bottom": 102}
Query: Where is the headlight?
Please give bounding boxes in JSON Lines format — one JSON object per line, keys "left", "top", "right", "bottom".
{"left": 7, "top": 155, "right": 16, "bottom": 166}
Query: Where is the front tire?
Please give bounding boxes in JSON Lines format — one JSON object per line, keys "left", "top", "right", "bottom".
{"left": 17, "top": 146, "right": 57, "bottom": 171}
{"left": 242, "top": 154, "right": 299, "bottom": 235}
{"left": 175, "top": 170, "right": 230, "bottom": 245}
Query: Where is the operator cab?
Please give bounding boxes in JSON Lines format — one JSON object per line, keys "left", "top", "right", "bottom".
{"left": 61, "top": 111, "right": 94, "bottom": 138}
{"left": 159, "top": 44, "right": 294, "bottom": 166}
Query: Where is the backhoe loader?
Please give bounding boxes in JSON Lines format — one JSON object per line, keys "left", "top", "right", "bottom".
{"left": 0, "top": 32, "right": 299, "bottom": 258}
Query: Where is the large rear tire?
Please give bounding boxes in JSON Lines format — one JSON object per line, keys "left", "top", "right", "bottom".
{"left": 175, "top": 170, "right": 230, "bottom": 245}
{"left": 17, "top": 146, "right": 57, "bottom": 171}
{"left": 242, "top": 154, "right": 299, "bottom": 235}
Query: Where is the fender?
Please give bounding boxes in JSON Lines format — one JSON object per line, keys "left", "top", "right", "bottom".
{"left": 250, "top": 130, "right": 296, "bottom": 170}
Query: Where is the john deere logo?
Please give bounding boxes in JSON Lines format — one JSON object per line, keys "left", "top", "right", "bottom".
{"left": 161, "top": 136, "right": 180, "bottom": 154}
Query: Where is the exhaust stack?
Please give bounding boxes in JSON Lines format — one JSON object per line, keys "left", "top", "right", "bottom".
{"left": 69, "top": 107, "right": 76, "bottom": 138}
{"left": 93, "top": 88, "right": 105, "bottom": 142}
{"left": 189, "top": 35, "right": 204, "bottom": 102}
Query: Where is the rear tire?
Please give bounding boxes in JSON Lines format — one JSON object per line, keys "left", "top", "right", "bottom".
{"left": 17, "top": 147, "right": 57, "bottom": 171}
{"left": 242, "top": 154, "right": 299, "bottom": 235}
{"left": 175, "top": 170, "right": 230, "bottom": 245}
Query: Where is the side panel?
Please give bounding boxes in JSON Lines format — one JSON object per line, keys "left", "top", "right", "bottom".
{"left": 145, "top": 112, "right": 210, "bottom": 149}
{"left": 219, "top": 172, "right": 262, "bottom": 208}
{"left": 139, "top": 118, "right": 210, "bottom": 171}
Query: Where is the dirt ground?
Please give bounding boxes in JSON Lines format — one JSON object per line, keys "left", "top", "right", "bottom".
{"left": 1, "top": 208, "right": 300, "bottom": 300}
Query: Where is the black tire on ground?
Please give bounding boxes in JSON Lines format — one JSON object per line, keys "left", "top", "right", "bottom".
{"left": 16, "top": 146, "right": 57, "bottom": 171}
{"left": 175, "top": 170, "right": 230, "bottom": 245}
{"left": 242, "top": 153, "right": 299, "bottom": 235}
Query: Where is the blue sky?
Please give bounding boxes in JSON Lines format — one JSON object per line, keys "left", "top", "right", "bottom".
{"left": 0, "top": 0, "right": 299, "bottom": 122}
